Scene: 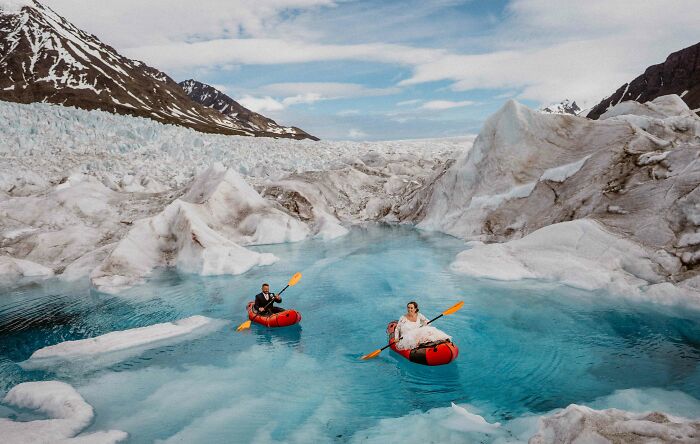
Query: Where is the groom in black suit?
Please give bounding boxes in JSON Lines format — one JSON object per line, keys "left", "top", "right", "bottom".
{"left": 254, "top": 283, "right": 282, "bottom": 315}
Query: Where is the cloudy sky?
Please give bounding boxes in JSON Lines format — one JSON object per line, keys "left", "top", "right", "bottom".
{"left": 43, "top": 0, "right": 700, "bottom": 140}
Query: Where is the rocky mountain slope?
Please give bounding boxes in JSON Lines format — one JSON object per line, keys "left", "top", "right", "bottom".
{"left": 180, "top": 79, "right": 317, "bottom": 140}
{"left": 588, "top": 42, "right": 700, "bottom": 119}
{"left": 0, "top": 0, "right": 313, "bottom": 139}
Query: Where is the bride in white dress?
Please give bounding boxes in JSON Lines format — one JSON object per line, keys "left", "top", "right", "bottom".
{"left": 394, "top": 301, "right": 451, "bottom": 350}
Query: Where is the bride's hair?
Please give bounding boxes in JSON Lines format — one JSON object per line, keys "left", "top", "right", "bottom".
{"left": 407, "top": 301, "right": 419, "bottom": 312}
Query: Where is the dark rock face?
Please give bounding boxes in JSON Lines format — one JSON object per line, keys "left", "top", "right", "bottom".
{"left": 180, "top": 80, "right": 318, "bottom": 141}
{"left": 588, "top": 42, "right": 700, "bottom": 119}
{"left": 0, "top": 1, "right": 314, "bottom": 139}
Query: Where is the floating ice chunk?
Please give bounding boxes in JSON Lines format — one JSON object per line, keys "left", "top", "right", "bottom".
{"left": 22, "top": 315, "right": 226, "bottom": 371}
{"left": 349, "top": 402, "right": 503, "bottom": 443}
{"left": 0, "top": 381, "right": 127, "bottom": 443}
{"left": 314, "top": 213, "right": 349, "bottom": 240}
{"left": 0, "top": 256, "right": 53, "bottom": 289}
{"left": 442, "top": 402, "right": 501, "bottom": 433}
{"left": 530, "top": 404, "right": 700, "bottom": 444}
{"left": 0, "top": 256, "right": 53, "bottom": 278}
{"left": 450, "top": 219, "right": 673, "bottom": 301}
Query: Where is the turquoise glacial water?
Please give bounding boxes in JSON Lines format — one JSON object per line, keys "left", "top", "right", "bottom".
{"left": 1, "top": 224, "right": 700, "bottom": 442}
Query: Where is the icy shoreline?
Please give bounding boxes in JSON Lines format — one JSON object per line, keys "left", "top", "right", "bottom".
{"left": 350, "top": 388, "right": 700, "bottom": 443}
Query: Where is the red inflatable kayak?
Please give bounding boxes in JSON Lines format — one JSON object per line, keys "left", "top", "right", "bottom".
{"left": 246, "top": 302, "right": 301, "bottom": 328}
{"left": 386, "top": 321, "right": 458, "bottom": 366}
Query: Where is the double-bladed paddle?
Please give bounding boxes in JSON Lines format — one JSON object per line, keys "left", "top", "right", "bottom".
{"left": 360, "top": 300, "right": 464, "bottom": 360}
{"left": 236, "top": 272, "right": 302, "bottom": 331}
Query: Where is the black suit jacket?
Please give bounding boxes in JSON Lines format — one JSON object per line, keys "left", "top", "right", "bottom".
{"left": 254, "top": 292, "right": 281, "bottom": 313}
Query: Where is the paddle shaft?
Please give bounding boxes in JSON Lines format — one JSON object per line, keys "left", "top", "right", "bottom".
{"left": 380, "top": 313, "right": 444, "bottom": 352}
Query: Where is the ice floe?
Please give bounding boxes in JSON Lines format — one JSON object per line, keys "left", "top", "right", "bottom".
{"left": 21, "top": 315, "right": 226, "bottom": 371}
{"left": 450, "top": 219, "right": 682, "bottom": 301}
{"left": 349, "top": 388, "right": 700, "bottom": 443}
{"left": 0, "top": 381, "right": 127, "bottom": 443}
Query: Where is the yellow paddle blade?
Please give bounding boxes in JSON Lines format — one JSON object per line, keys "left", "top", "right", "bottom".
{"left": 236, "top": 320, "right": 252, "bottom": 331}
{"left": 360, "top": 349, "right": 382, "bottom": 360}
{"left": 442, "top": 301, "right": 465, "bottom": 316}
{"left": 288, "top": 272, "right": 302, "bottom": 286}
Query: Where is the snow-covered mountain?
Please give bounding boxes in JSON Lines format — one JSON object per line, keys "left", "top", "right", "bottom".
{"left": 588, "top": 41, "right": 700, "bottom": 119}
{"left": 540, "top": 99, "right": 581, "bottom": 115}
{"left": 0, "top": 0, "right": 312, "bottom": 139}
{"left": 180, "top": 79, "right": 317, "bottom": 141}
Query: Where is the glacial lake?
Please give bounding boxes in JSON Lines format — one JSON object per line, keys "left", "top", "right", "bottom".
{"left": 1, "top": 224, "right": 700, "bottom": 442}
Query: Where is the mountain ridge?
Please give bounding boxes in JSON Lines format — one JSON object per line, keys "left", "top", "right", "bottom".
{"left": 588, "top": 42, "right": 700, "bottom": 119}
{"left": 0, "top": 0, "right": 315, "bottom": 139}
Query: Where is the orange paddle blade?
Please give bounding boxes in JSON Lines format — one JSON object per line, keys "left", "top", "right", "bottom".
{"left": 288, "top": 272, "right": 302, "bottom": 286}
{"left": 360, "top": 349, "right": 382, "bottom": 360}
{"left": 236, "top": 320, "right": 252, "bottom": 331}
{"left": 443, "top": 301, "right": 464, "bottom": 316}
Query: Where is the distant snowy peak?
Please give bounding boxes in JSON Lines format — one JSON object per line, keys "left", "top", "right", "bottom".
{"left": 0, "top": 1, "right": 308, "bottom": 139}
{"left": 179, "top": 79, "right": 317, "bottom": 141}
{"left": 588, "top": 41, "right": 700, "bottom": 119}
{"left": 540, "top": 99, "right": 581, "bottom": 115}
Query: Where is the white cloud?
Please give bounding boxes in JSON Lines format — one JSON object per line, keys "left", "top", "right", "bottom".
{"left": 41, "top": 0, "right": 700, "bottom": 108}
{"left": 347, "top": 128, "right": 368, "bottom": 139}
{"left": 421, "top": 100, "right": 475, "bottom": 110}
{"left": 261, "top": 82, "right": 399, "bottom": 98}
{"left": 397, "top": 99, "right": 422, "bottom": 106}
{"left": 281, "top": 93, "right": 324, "bottom": 106}
{"left": 234, "top": 83, "right": 400, "bottom": 110}
{"left": 210, "top": 84, "right": 229, "bottom": 93}
{"left": 237, "top": 95, "right": 284, "bottom": 113}
{"left": 337, "top": 110, "right": 361, "bottom": 116}
{"left": 125, "top": 39, "right": 441, "bottom": 70}
{"left": 42, "top": 0, "right": 334, "bottom": 47}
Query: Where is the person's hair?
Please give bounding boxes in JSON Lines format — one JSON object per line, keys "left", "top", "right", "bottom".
{"left": 407, "top": 301, "right": 419, "bottom": 312}
{"left": 262, "top": 283, "right": 269, "bottom": 289}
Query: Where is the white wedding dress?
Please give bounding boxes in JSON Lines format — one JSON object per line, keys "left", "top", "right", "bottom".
{"left": 394, "top": 313, "right": 451, "bottom": 350}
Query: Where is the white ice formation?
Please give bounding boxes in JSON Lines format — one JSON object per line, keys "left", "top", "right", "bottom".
{"left": 21, "top": 315, "right": 226, "bottom": 371}
{"left": 3, "top": 93, "right": 700, "bottom": 303}
{"left": 89, "top": 164, "right": 308, "bottom": 292}
{"left": 0, "top": 381, "right": 127, "bottom": 443}
{"left": 404, "top": 95, "right": 700, "bottom": 304}
{"left": 0, "top": 101, "right": 464, "bottom": 292}
{"left": 350, "top": 388, "right": 700, "bottom": 444}
{"left": 530, "top": 404, "right": 700, "bottom": 444}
